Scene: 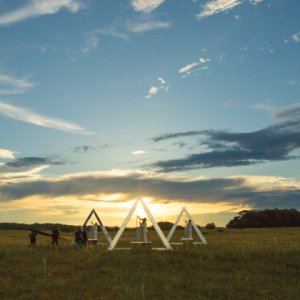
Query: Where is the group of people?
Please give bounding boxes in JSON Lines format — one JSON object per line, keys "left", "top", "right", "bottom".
{"left": 74, "top": 222, "right": 98, "bottom": 249}
{"left": 28, "top": 225, "right": 60, "bottom": 248}
{"left": 133, "top": 217, "right": 193, "bottom": 241}
{"left": 29, "top": 219, "right": 194, "bottom": 248}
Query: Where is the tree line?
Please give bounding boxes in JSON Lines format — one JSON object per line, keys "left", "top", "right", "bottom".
{"left": 226, "top": 208, "right": 300, "bottom": 228}
{"left": 0, "top": 221, "right": 209, "bottom": 232}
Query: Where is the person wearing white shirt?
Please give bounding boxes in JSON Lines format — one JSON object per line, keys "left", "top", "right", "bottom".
{"left": 137, "top": 216, "right": 148, "bottom": 242}
{"left": 91, "top": 222, "right": 98, "bottom": 240}
{"left": 186, "top": 220, "right": 193, "bottom": 239}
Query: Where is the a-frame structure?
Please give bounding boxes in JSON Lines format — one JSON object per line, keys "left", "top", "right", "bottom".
{"left": 167, "top": 207, "right": 207, "bottom": 245}
{"left": 108, "top": 196, "right": 173, "bottom": 251}
{"left": 83, "top": 209, "right": 112, "bottom": 244}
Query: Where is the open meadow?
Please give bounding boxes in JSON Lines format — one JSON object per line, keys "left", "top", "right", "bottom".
{"left": 0, "top": 228, "right": 299, "bottom": 300}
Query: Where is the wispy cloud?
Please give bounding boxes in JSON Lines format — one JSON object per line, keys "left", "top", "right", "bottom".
{"left": 0, "top": 0, "right": 85, "bottom": 26}
{"left": 196, "top": 0, "right": 244, "bottom": 19}
{"left": 131, "top": 150, "right": 149, "bottom": 156}
{"left": 0, "top": 101, "right": 93, "bottom": 135}
{"left": 179, "top": 62, "right": 198, "bottom": 73}
{"left": 0, "top": 72, "right": 36, "bottom": 95}
{"left": 131, "top": 0, "right": 165, "bottom": 13}
{"left": 92, "top": 28, "right": 129, "bottom": 41}
{"left": 144, "top": 78, "right": 169, "bottom": 98}
{"left": 179, "top": 58, "right": 211, "bottom": 74}
{"left": 127, "top": 20, "right": 170, "bottom": 32}
{"left": 196, "top": 0, "right": 262, "bottom": 20}
{"left": 81, "top": 36, "right": 99, "bottom": 55}
{"left": 0, "top": 149, "right": 18, "bottom": 159}
{"left": 292, "top": 32, "right": 300, "bottom": 43}
{"left": 222, "top": 99, "right": 242, "bottom": 107}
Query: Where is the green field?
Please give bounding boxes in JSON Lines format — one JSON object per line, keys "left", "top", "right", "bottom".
{"left": 0, "top": 228, "right": 299, "bottom": 300}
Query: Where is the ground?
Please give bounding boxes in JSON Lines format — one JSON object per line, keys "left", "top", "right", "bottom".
{"left": 0, "top": 228, "right": 299, "bottom": 299}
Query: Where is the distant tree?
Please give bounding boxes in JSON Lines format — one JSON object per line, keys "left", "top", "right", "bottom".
{"left": 226, "top": 208, "right": 300, "bottom": 228}
{"left": 205, "top": 222, "right": 216, "bottom": 230}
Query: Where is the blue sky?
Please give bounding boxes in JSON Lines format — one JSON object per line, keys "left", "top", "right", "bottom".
{"left": 0, "top": 0, "right": 300, "bottom": 227}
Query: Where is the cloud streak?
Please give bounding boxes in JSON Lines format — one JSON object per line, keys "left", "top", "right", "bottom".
{"left": 131, "top": 0, "right": 165, "bottom": 13}
{"left": 0, "top": 101, "right": 93, "bottom": 135}
{"left": 196, "top": 0, "right": 243, "bottom": 19}
{"left": 127, "top": 20, "right": 170, "bottom": 32}
{"left": 196, "top": 0, "right": 263, "bottom": 20}
{"left": 147, "top": 105, "right": 300, "bottom": 172}
{"left": 0, "top": 0, "right": 84, "bottom": 26}
{"left": 92, "top": 28, "right": 129, "bottom": 41}
{"left": 0, "top": 72, "right": 36, "bottom": 96}
{"left": 179, "top": 58, "right": 211, "bottom": 74}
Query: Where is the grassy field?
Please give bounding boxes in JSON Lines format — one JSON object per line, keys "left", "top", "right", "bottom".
{"left": 0, "top": 227, "right": 299, "bottom": 300}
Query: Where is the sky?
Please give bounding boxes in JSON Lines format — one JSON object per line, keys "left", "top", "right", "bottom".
{"left": 0, "top": 0, "right": 300, "bottom": 228}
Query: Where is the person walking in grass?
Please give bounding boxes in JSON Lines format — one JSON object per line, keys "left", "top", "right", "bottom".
{"left": 74, "top": 227, "right": 82, "bottom": 249}
{"left": 137, "top": 216, "right": 148, "bottom": 242}
{"left": 81, "top": 227, "right": 88, "bottom": 247}
{"left": 29, "top": 228, "right": 37, "bottom": 247}
{"left": 52, "top": 225, "right": 59, "bottom": 248}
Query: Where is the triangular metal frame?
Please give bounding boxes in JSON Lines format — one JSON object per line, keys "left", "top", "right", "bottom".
{"left": 167, "top": 207, "right": 207, "bottom": 244}
{"left": 108, "top": 196, "right": 173, "bottom": 250}
{"left": 83, "top": 209, "right": 112, "bottom": 244}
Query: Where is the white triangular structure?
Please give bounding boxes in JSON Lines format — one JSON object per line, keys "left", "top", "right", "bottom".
{"left": 71, "top": 209, "right": 112, "bottom": 245}
{"left": 167, "top": 207, "right": 207, "bottom": 245}
{"left": 108, "top": 196, "right": 173, "bottom": 251}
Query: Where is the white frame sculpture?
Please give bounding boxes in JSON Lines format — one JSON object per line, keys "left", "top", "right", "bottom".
{"left": 167, "top": 207, "right": 207, "bottom": 245}
{"left": 108, "top": 196, "right": 173, "bottom": 251}
{"left": 71, "top": 209, "right": 112, "bottom": 245}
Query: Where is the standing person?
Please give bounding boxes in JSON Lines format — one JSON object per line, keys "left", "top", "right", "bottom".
{"left": 133, "top": 221, "right": 142, "bottom": 241}
{"left": 91, "top": 222, "right": 98, "bottom": 241}
{"left": 186, "top": 220, "right": 193, "bottom": 238}
{"left": 29, "top": 228, "right": 37, "bottom": 247}
{"left": 74, "top": 227, "right": 82, "bottom": 249}
{"left": 81, "top": 227, "right": 88, "bottom": 247}
{"left": 88, "top": 225, "right": 94, "bottom": 240}
{"left": 52, "top": 225, "right": 59, "bottom": 248}
{"left": 137, "top": 216, "right": 148, "bottom": 242}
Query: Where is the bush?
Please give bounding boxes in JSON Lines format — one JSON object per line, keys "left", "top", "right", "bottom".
{"left": 205, "top": 222, "right": 216, "bottom": 230}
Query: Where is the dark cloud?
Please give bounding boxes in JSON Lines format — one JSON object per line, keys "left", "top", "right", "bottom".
{"left": 99, "top": 144, "right": 113, "bottom": 149}
{"left": 147, "top": 108, "right": 300, "bottom": 172}
{"left": 173, "top": 141, "right": 186, "bottom": 148}
{"left": 0, "top": 173, "right": 299, "bottom": 209}
{"left": 73, "top": 143, "right": 126, "bottom": 153}
{"left": 152, "top": 148, "right": 168, "bottom": 152}
{"left": 149, "top": 131, "right": 205, "bottom": 142}
{"left": 73, "top": 146, "right": 95, "bottom": 153}
{"left": 6, "top": 155, "right": 71, "bottom": 168}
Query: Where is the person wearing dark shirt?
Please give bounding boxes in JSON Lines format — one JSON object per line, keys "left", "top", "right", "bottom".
{"left": 29, "top": 228, "right": 37, "bottom": 247}
{"left": 74, "top": 227, "right": 82, "bottom": 249}
{"left": 81, "top": 227, "right": 88, "bottom": 247}
{"left": 52, "top": 226, "right": 59, "bottom": 248}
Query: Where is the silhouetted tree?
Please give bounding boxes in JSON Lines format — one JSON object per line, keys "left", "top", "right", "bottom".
{"left": 226, "top": 208, "right": 300, "bottom": 228}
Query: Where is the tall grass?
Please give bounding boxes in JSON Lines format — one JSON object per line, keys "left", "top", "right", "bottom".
{"left": 0, "top": 228, "right": 299, "bottom": 299}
